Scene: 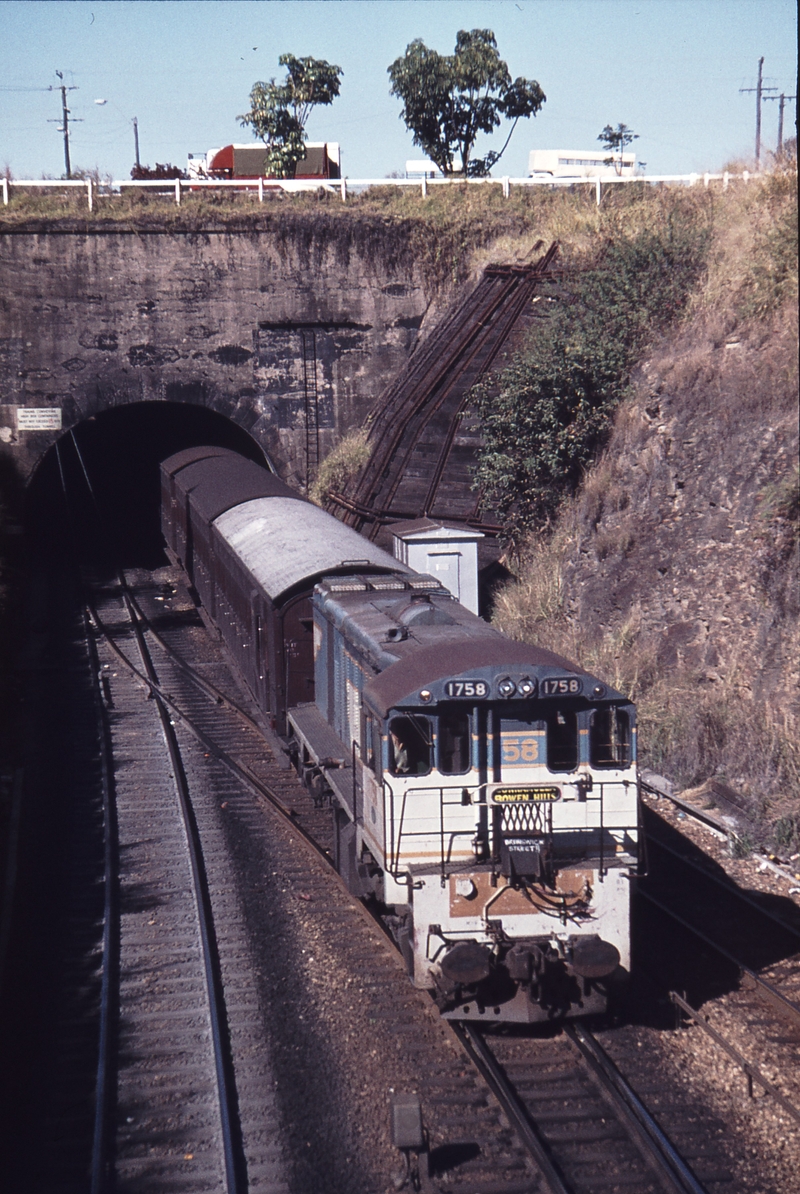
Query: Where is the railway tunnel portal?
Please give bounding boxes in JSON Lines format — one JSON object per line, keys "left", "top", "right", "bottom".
{"left": 2, "top": 221, "right": 556, "bottom": 576}
{"left": 0, "top": 221, "right": 430, "bottom": 501}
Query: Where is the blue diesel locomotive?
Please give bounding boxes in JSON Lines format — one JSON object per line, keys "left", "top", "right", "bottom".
{"left": 161, "top": 448, "right": 640, "bottom": 1023}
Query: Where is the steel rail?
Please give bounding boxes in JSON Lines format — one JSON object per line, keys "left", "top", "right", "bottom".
{"left": 352, "top": 280, "right": 519, "bottom": 521}
{"left": 91, "top": 575, "right": 461, "bottom": 1161}
{"left": 451, "top": 1022, "right": 573, "bottom": 1194}
{"left": 84, "top": 602, "right": 120, "bottom": 1194}
{"left": 117, "top": 582, "right": 247, "bottom": 1194}
{"left": 358, "top": 258, "right": 557, "bottom": 529}
{"left": 644, "top": 829, "right": 800, "bottom": 943}
{"left": 668, "top": 992, "right": 800, "bottom": 1125}
{"left": 370, "top": 252, "right": 555, "bottom": 439}
{"left": 118, "top": 583, "right": 266, "bottom": 738}
{"left": 639, "top": 779, "right": 739, "bottom": 838}
{"left": 419, "top": 247, "right": 560, "bottom": 517}
{"left": 453, "top": 1021, "right": 707, "bottom": 1194}
{"left": 51, "top": 436, "right": 122, "bottom": 1191}
{"left": 86, "top": 596, "right": 329, "bottom": 864}
{"left": 363, "top": 268, "right": 521, "bottom": 436}
{"left": 341, "top": 252, "right": 556, "bottom": 528}
{"left": 641, "top": 778, "right": 800, "bottom": 918}
{"left": 638, "top": 888, "right": 800, "bottom": 1025}
{"left": 324, "top": 486, "right": 502, "bottom": 531}
{"left": 564, "top": 1024, "right": 708, "bottom": 1194}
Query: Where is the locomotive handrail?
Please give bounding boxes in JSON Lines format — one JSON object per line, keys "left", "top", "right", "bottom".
{"left": 384, "top": 776, "right": 636, "bottom": 881}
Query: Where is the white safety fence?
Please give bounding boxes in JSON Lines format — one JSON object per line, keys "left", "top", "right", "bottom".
{"left": 2, "top": 171, "right": 758, "bottom": 211}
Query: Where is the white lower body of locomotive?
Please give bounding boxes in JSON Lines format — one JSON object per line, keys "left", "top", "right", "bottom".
{"left": 359, "top": 764, "right": 638, "bottom": 1023}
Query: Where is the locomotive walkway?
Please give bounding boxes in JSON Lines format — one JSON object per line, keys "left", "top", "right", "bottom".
{"left": 327, "top": 243, "right": 559, "bottom": 542}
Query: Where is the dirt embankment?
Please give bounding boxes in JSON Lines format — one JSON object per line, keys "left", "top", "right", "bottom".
{"left": 493, "top": 171, "right": 799, "bottom": 846}
{"left": 569, "top": 310, "right": 796, "bottom": 790}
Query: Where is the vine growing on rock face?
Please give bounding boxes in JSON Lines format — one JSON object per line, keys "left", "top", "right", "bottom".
{"left": 473, "top": 204, "right": 711, "bottom": 545}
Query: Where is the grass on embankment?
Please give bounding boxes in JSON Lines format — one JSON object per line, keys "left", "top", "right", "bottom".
{"left": 485, "top": 164, "right": 798, "bottom": 848}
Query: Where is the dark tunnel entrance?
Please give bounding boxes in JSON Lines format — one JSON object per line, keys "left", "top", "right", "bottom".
{"left": 25, "top": 402, "right": 269, "bottom": 570}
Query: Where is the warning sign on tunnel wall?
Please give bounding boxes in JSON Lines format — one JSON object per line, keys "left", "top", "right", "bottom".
{"left": 16, "top": 407, "right": 62, "bottom": 430}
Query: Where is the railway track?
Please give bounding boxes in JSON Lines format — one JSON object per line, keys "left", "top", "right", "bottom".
{"left": 329, "top": 248, "right": 559, "bottom": 538}
{"left": 6, "top": 555, "right": 794, "bottom": 1191}
{"left": 88, "top": 570, "right": 290, "bottom": 1192}
{"left": 92, "top": 568, "right": 542, "bottom": 1191}
{"left": 640, "top": 804, "right": 800, "bottom": 1023}
{"left": 120, "top": 569, "right": 746, "bottom": 1194}
{"left": 630, "top": 807, "right": 800, "bottom": 1144}
{"left": 0, "top": 557, "right": 109, "bottom": 1191}
{"left": 456, "top": 1022, "right": 722, "bottom": 1194}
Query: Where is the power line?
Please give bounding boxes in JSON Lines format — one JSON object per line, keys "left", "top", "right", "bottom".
{"left": 47, "top": 71, "right": 82, "bottom": 178}
{"left": 763, "top": 92, "right": 797, "bottom": 158}
{"left": 739, "top": 57, "right": 778, "bottom": 168}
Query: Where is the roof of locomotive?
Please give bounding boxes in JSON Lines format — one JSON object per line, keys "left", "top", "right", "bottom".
{"left": 312, "top": 578, "right": 626, "bottom": 715}
{"left": 214, "top": 496, "right": 411, "bottom": 602}
{"left": 364, "top": 638, "right": 603, "bottom": 717}
{"left": 165, "top": 450, "right": 303, "bottom": 524}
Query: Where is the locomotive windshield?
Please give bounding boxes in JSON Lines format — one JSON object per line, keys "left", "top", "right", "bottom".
{"left": 546, "top": 709, "right": 579, "bottom": 772}
{"left": 438, "top": 708, "right": 471, "bottom": 774}
{"left": 589, "top": 706, "right": 632, "bottom": 768}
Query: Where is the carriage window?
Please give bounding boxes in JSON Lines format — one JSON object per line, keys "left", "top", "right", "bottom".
{"left": 546, "top": 710, "right": 578, "bottom": 772}
{"left": 590, "top": 707, "right": 631, "bottom": 768}
{"left": 389, "top": 716, "right": 431, "bottom": 777}
{"left": 438, "top": 710, "right": 470, "bottom": 774}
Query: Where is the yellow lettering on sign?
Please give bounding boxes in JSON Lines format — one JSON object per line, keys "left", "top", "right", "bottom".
{"left": 492, "top": 786, "right": 560, "bottom": 803}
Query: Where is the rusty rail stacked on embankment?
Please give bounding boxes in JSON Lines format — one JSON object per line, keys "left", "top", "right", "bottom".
{"left": 327, "top": 243, "right": 559, "bottom": 540}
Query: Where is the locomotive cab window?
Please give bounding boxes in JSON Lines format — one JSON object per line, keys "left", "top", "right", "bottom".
{"left": 500, "top": 714, "right": 544, "bottom": 770}
{"left": 389, "top": 716, "right": 431, "bottom": 777}
{"left": 438, "top": 708, "right": 471, "bottom": 774}
{"left": 546, "top": 709, "right": 578, "bottom": 772}
{"left": 361, "top": 709, "right": 380, "bottom": 773}
{"left": 590, "top": 706, "right": 631, "bottom": 768}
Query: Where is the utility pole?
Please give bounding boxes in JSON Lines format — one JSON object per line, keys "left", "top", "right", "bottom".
{"left": 49, "top": 71, "right": 81, "bottom": 178}
{"left": 740, "top": 58, "right": 777, "bottom": 168}
{"left": 763, "top": 92, "right": 797, "bottom": 158}
{"left": 133, "top": 117, "right": 140, "bottom": 169}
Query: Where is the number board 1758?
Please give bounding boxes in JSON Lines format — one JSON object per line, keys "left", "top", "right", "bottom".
{"left": 444, "top": 680, "right": 489, "bottom": 698}
{"left": 541, "top": 677, "right": 582, "bottom": 696}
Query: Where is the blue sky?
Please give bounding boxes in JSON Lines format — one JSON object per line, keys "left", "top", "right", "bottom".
{"left": 1, "top": 0, "right": 796, "bottom": 180}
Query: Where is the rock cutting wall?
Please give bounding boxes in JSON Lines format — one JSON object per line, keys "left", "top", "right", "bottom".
{"left": 0, "top": 223, "right": 431, "bottom": 488}
{"left": 565, "top": 313, "right": 798, "bottom": 709}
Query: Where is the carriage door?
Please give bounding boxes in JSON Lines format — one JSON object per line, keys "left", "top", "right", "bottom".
{"left": 281, "top": 594, "right": 316, "bottom": 709}
{"left": 250, "top": 590, "right": 269, "bottom": 710}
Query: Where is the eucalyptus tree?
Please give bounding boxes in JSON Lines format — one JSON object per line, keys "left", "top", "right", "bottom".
{"left": 598, "top": 124, "right": 639, "bottom": 173}
{"left": 239, "top": 53, "right": 343, "bottom": 178}
{"left": 388, "top": 29, "right": 545, "bottom": 176}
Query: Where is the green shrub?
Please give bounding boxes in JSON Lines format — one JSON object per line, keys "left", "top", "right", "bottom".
{"left": 472, "top": 200, "right": 711, "bottom": 543}
{"left": 310, "top": 428, "right": 371, "bottom": 506}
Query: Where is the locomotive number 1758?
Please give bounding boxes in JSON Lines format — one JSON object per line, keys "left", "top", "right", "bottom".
{"left": 444, "top": 679, "right": 489, "bottom": 698}
{"left": 541, "top": 677, "right": 583, "bottom": 695}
